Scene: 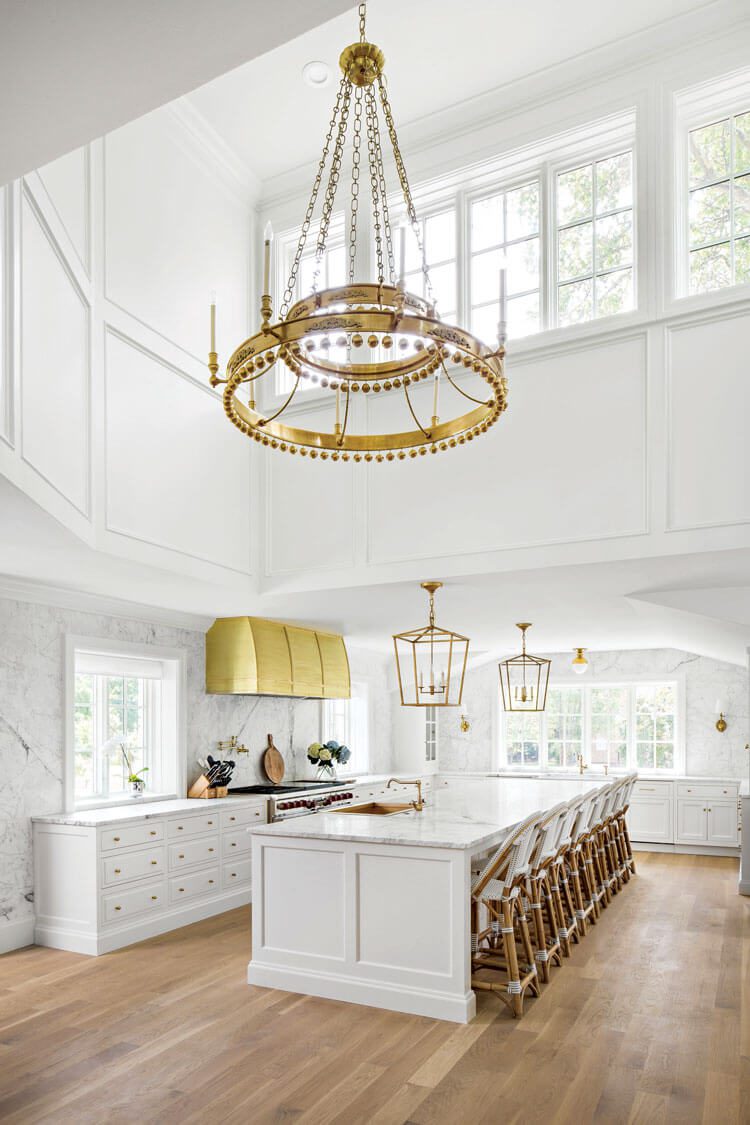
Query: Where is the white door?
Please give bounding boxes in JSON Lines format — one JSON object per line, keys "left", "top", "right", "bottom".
{"left": 627, "top": 797, "right": 673, "bottom": 843}
{"left": 676, "top": 799, "right": 708, "bottom": 844}
{"left": 706, "top": 802, "right": 739, "bottom": 847}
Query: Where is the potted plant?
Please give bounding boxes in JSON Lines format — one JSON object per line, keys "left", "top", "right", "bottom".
{"left": 118, "top": 743, "right": 149, "bottom": 797}
{"left": 307, "top": 740, "right": 352, "bottom": 780}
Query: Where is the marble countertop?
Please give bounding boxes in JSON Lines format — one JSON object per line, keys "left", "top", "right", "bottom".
{"left": 249, "top": 776, "right": 608, "bottom": 851}
{"left": 740, "top": 780, "right": 749, "bottom": 797}
{"left": 444, "top": 770, "right": 743, "bottom": 784}
{"left": 32, "top": 794, "right": 267, "bottom": 827}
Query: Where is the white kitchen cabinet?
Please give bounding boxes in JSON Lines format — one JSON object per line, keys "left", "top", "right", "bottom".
{"left": 676, "top": 798, "right": 709, "bottom": 844}
{"left": 628, "top": 795, "right": 674, "bottom": 843}
{"left": 707, "top": 802, "right": 739, "bottom": 846}
{"left": 33, "top": 796, "right": 267, "bottom": 955}
{"left": 675, "top": 782, "right": 739, "bottom": 847}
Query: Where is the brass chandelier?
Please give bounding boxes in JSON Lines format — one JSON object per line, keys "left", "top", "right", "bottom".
{"left": 207, "top": 3, "right": 508, "bottom": 462}
{"left": 499, "top": 623, "right": 551, "bottom": 713}
{"left": 393, "top": 582, "right": 469, "bottom": 707}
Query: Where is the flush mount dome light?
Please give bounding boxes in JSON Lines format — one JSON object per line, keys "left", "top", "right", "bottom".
{"left": 302, "top": 60, "right": 331, "bottom": 87}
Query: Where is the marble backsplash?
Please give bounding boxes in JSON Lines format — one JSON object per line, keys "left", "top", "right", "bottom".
{"left": 0, "top": 595, "right": 392, "bottom": 936}
{"left": 439, "top": 647, "right": 749, "bottom": 779}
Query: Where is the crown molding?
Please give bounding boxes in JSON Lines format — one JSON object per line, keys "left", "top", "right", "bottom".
{"left": 0, "top": 574, "right": 213, "bottom": 633}
{"left": 167, "top": 98, "right": 262, "bottom": 206}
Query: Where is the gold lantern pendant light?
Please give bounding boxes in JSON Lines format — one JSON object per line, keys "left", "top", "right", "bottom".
{"left": 393, "top": 582, "right": 469, "bottom": 707}
{"left": 499, "top": 623, "right": 551, "bottom": 712}
{"left": 207, "top": 2, "right": 508, "bottom": 463}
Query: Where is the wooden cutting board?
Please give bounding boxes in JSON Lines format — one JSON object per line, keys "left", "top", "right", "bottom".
{"left": 263, "top": 733, "right": 285, "bottom": 785}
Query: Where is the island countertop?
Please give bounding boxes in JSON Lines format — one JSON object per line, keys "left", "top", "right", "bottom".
{"left": 250, "top": 775, "right": 609, "bottom": 852}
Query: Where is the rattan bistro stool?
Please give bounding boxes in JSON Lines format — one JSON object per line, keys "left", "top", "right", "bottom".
{"left": 526, "top": 802, "right": 570, "bottom": 977}
{"left": 471, "top": 811, "right": 542, "bottom": 1018}
{"left": 566, "top": 791, "right": 599, "bottom": 935}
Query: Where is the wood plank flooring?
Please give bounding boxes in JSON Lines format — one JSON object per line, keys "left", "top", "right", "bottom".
{"left": 0, "top": 852, "right": 747, "bottom": 1124}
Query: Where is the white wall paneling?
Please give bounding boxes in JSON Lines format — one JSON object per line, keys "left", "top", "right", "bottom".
{"left": 0, "top": 184, "right": 10, "bottom": 449}
{"left": 103, "top": 107, "right": 251, "bottom": 364}
{"left": 35, "top": 146, "right": 90, "bottom": 275}
{"left": 367, "top": 334, "right": 648, "bottom": 566}
{"left": 104, "top": 328, "right": 253, "bottom": 574}
{"left": 20, "top": 187, "right": 90, "bottom": 516}
{"left": 666, "top": 307, "right": 750, "bottom": 532}
{"left": 264, "top": 399, "right": 359, "bottom": 577}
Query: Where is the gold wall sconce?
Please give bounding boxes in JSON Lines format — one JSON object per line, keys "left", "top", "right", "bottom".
{"left": 715, "top": 700, "right": 727, "bottom": 733}
{"left": 460, "top": 715, "right": 470, "bottom": 733}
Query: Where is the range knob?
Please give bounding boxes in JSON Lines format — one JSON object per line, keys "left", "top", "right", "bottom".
{"left": 305, "top": 800, "right": 314, "bottom": 809}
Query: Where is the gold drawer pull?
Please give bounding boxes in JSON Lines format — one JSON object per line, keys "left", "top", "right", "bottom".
{"left": 178, "top": 854, "right": 185, "bottom": 859}
{"left": 150, "top": 860, "right": 158, "bottom": 865}
{"left": 208, "top": 820, "right": 213, "bottom": 826}
{"left": 231, "top": 872, "right": 237, "bottom": 877}
{"left": 230, "top": 815, "right": 236, "bottom": 822}
{"left": 115, "top": 905, "right": 121, "bottom": 911}
{"left": 113, "top": 836, "right": 120, "bottom": 842}
{"left": 150, "top": 830, "right": 157, "bottom": 836}
{"left": 208, "top": 879, "right": 214, "bottom": 884}
{"left": 114, "top": 868, "right": 121, "bottom": 874}
{"left": 231, "top": 842, "right": 237, "bottom": 847}
{"left": 179, "top": 887, "right": 185, "bottom": 892}
{"left": 151, "top": 895, "right": 158, "bottom": 901}
{"left": 208, "top": 847, "right": 214, "bottom": 853}
{"left": 177, "top": 826, "right": 184, "bottom": 831}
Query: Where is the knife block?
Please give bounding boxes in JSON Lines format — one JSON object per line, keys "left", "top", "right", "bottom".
{"left": 187, "top": 774, "right": 228, "bottom": 799}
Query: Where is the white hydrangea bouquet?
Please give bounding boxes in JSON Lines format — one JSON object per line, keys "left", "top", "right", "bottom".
{"left": 307, "top": 739, "right": 352, "bottom": 779}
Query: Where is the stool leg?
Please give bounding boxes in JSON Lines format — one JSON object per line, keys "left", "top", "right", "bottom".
{"left": 501, "top": 898, "right": 523, "bottom": 1018}
{"left": 515, "top": 898, "right": 540, "bottom": 999}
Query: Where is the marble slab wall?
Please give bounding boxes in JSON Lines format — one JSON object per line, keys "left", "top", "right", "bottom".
{"left": 439, "top": 647, "right": 749, "bottom": 779}
{"left": 0, "top": 595, "right": 392, "bottom": 939}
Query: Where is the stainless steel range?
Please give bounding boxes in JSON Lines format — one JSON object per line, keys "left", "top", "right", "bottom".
{"left": 230, "top": 780, "right": 358, "bottom": 821}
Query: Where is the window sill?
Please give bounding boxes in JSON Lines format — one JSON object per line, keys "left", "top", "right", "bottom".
{"left": 73, "top": 792, "right": 178, "bottom": 812}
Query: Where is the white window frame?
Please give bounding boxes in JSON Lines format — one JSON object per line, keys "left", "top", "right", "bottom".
{"left": 321, "top": 680, "right": 370, "bottom": 775}
{"left": 65, "top": 635, "right": 186, "bottom": 811}
{"left": 425, "top": 705, "right": 438, "bottom": 764}
{"left": 498, "top": 676, "right": 685, "bottom": 775}
{"left": 674, "top": 66, "right": 750, "bottom": 304}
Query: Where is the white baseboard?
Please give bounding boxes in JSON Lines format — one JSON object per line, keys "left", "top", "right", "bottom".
{"left": 739, "top": 879, "right": 750, "bottom": 896}
{"left": 633, "top": 841, "right": 740, "bottom": 857}
{"left": 247, "top": 961, "right": 476, "bottom": 1024}
{"left": 35, "top": 887, "right": 251, "bottom": 956}
{"left": 0, "top": 917, "right": 36, "bottom": 954}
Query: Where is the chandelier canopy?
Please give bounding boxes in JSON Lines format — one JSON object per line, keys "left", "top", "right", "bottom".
{"left": 393, "top": 582, "right": 469, "bottom": 707}
{"left": 207, "top": 3, "right": 508, "bottom": 462}
{"left": 499, "top": 623, "right": 551, "bottom": 713}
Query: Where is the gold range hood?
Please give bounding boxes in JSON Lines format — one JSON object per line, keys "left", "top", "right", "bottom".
{"left": 205, "top": 617, "right": 350, "bottom": 699}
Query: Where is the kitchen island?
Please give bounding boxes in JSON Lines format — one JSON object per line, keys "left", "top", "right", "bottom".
{"left": 247, "top": 776, "right": 607, "bottom": 1022}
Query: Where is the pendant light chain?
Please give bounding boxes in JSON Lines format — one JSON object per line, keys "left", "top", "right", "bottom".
{"left": 365, "top": 85, "right": 385, "bottom": 286}
{"left": 348, "top": 85, "right": 364, "bottom": 284}
{"left": 359, "top": 1, "right": 367, "bottom": 42}
{"left": 368, "top": 86, "right": 397, "bottom": 285}
{"left": 280, "top": 78, "right": 347, "bottom": 318}
{"left": 313, "top": 81, "right": 352, "bottom": 292}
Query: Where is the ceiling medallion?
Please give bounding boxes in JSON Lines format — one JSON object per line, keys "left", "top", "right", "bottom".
{"left": 207, "top": 3, "right": 508, "bottom": 462}
{"left": 393, "top": 582, "right": 469, "bottom": 707}
{"left": 499, "top": 623, "right": 551, "bottom": 713}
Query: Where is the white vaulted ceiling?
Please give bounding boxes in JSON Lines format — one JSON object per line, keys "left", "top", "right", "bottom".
{"left": 187, "top": 0, "right": 719, "bottom": 184}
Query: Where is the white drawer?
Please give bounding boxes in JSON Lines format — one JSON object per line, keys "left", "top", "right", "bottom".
{"left": 169, "top": 867, "right": 221, "bottom": 904}
{"left": 222, "top": 828, "right": 252, "bottom": 858}
{"left": 168, "top": 835, "right": 220, "bottom": 870}
{"left": 223, "top": 858, "right": 252, "bottom": 889}
{"left": 102, "top": 880, "right": 165, "bottom": 924}
{"left": 220, "top": 804, "right": 266, "bottom": 830}
{"left": 102, "top": 845, "right": 166, "bottom": 886}
{"left": 101, "top": 822, "right": 164, "bottom": 851}
{"left": 167, "top": 813, "right": 219, "bottom": 839}
{"left": 633, "top": 781, "right": 673, "bottom": 798}
{"left": 677, "top": 782, "right": 738, "bottom": 800}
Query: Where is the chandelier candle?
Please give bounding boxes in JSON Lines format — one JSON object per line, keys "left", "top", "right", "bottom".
{"left": 205, "top": 2, "right": 507, "bottom": 462}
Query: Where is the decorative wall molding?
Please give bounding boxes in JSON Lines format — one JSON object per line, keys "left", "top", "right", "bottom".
{"left": 31, "top": 145, "right": 91, "bottom": 278}
{"left": 0, "top": 573, "right": 212, "bottom": 632}
{"left": 19, "top": 183, "right": 92, "bottom": 520}
{"left": 166, "top": 99, "right": 262, "bottom": 206}
{"left": 0, "top": 184, "right": 13, "bottom": 450}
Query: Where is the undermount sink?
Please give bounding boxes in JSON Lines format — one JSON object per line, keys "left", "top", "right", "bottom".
{"left": 337, "top": 801, "right": 414, "bottom": 816}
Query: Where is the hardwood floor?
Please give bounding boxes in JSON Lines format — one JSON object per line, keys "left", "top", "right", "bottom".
{"left": 0, "top": 852, "right": 747, "bottom": 1124}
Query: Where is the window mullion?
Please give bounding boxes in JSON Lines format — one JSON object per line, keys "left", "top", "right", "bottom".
{"left": 541, "top": 161, "right": 553, "bottom": 329}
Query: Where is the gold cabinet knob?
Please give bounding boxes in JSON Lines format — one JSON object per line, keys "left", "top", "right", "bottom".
{"left": 151, "top": 895, "right": 157, "bottom": 901}
{"left": 231, "top": 842, "right": 237, "bottom": 847}
{"left": 177, "top": 826, "right": 184, "bottom": 831}
{"left": 150, "top": 860, "right": 157, "bottom": 865}
{"left": 208, "top": 847, "right": 214, "bottom": 852}
{"left": 178, "top": 854, "right": 185, "bottom": 859}
{"left": 114, "top": 868, "right": 121, "bottom": 874}
{"left": 115, "top": 905, "right": 121, "bottom": 911}
{"left": 208, "top": 879, "right": 214, "bottom": 884}
{"left": 113, "top": 837, "right": 120, "bottom": 842}
{"left": 231, "top": 872, "right": 236, "bottom": 877}
{"left": 179, "top": 887, "right": 185, "bottom": 892}
{"left": 208, "top": 820, "right": 213, "bottom": 825}
{"left": 150, "top": 830, "right": 157, "bottom": 836}
{"left": 230, "top": 816, "right": 236, "bottom": 822}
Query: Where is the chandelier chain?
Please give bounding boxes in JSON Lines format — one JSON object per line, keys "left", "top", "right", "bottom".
{"left": 358, "top": 1, "right": 367, "bottom": 42}
{"left": 365, "top": 86, "right": 385, "bottom": 286}
{"left": 368, "top": 87, "right": 397, "bottom": 285}
{"left": 348, "top": 85, "right": 363, "bottom": 285}
{"left": 280, "top": 77, "right": 347, "bottom": 319}
{"left": 313, "top": 80, "right": 352, "bottom": 292}
{"left": 377, "top": 76, "right": 434, "bottom": 306}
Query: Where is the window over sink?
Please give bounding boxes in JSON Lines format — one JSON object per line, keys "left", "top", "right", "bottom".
{"left": 500, "top": 680, "right": 680, "bottom": 774}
